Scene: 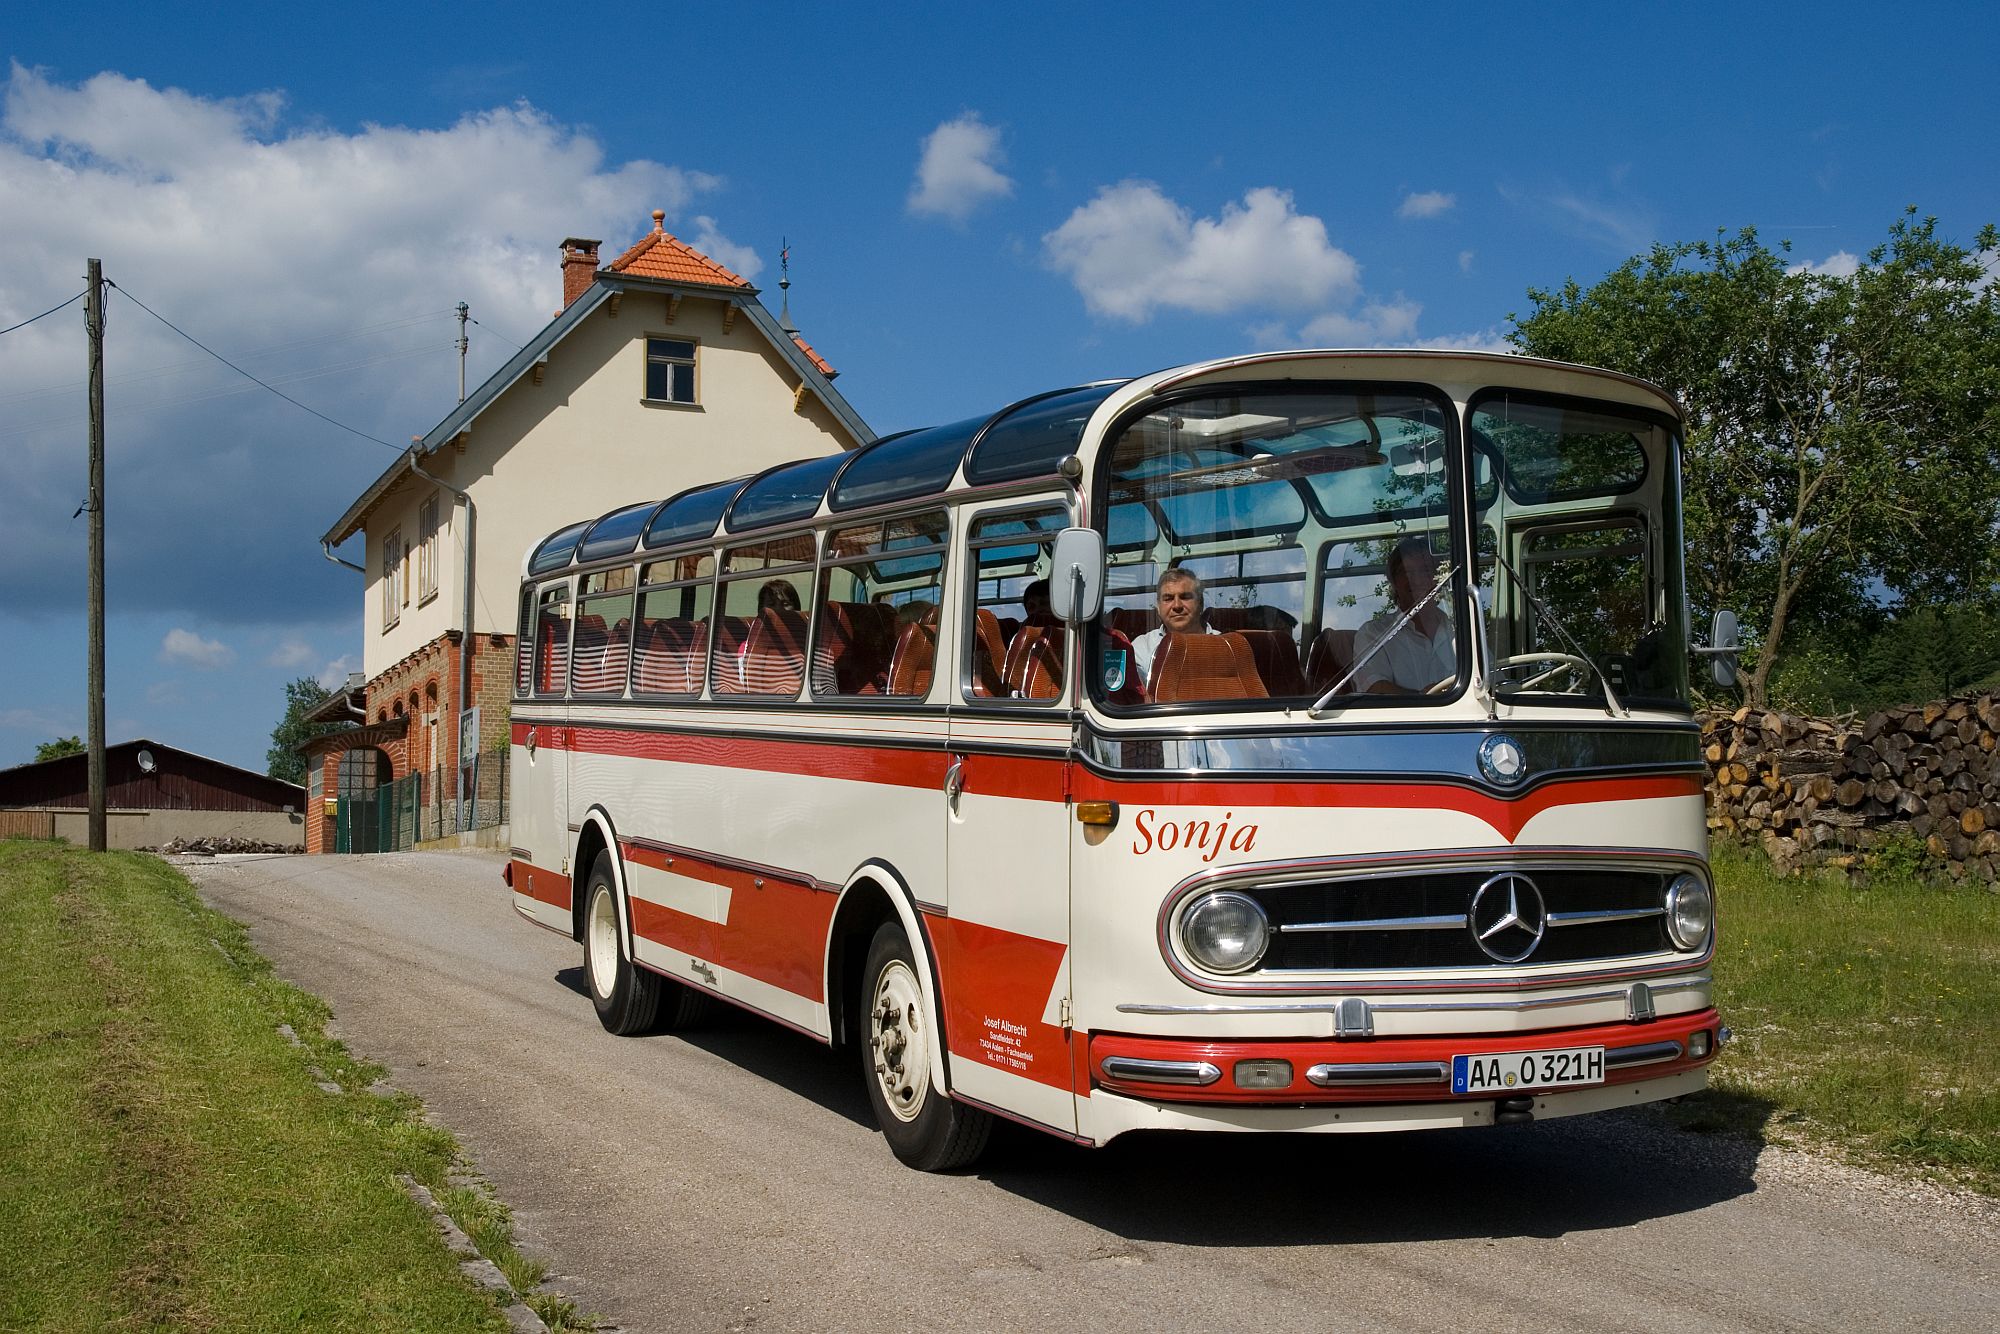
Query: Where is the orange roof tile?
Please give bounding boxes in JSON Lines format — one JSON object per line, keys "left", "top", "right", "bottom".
{"left": 790, "top": 333, "right": 835, "bottom": 378}
{"left": 606, "top": 210, "right": 752, "bottom": 288}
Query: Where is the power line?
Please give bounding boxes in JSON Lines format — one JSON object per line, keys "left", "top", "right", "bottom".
{"left": 108, "top": 282, "right": 404, "bottom": 452}
{"left": 467, "top": 315, "right": 526, "bottom": 352}
{"left": 0, "top": 289, "right": 86, "bottom": 338}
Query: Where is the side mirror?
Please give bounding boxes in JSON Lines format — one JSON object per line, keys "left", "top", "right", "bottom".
{"left": 1048, "top": 527, "right": 1105, "bottom": 623}
{"left": 1695, "top": 609, "right": 1740, "bottom": 687}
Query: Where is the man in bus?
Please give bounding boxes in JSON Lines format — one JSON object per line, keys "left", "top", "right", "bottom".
{"left": 1351, "top": 535, "right": 1458, "bottom": 694}
{"left": 1131, "top": 567, "right": 1220, "bottom": 690}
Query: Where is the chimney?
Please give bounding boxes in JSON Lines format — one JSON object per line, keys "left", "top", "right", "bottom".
{"left": 560, "top": 237, "right": 602, "bottom": 309}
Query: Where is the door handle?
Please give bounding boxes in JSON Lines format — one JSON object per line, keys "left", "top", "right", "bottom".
{"left": 944, "top": 756, "right": 965, "bottom": 809}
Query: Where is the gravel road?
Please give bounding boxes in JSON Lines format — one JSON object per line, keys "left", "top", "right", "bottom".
{"left": 184, "top": 851, "right": 2000, "bottom": 1334}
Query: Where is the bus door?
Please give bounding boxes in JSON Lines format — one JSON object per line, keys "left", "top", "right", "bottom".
{"left": 513, "top": 580, "right": 575, "bottom": 929}
{"left": 942, "top": 500, "right": 1079, "bottom": 1135}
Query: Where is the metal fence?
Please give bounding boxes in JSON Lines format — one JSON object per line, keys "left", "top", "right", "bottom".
{"left": 341, "top": 746, "right": 509, "bottom": 853}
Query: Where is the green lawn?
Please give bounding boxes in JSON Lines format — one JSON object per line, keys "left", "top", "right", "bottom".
{"left": 1681, "top": 843, "right": 2000, "bottom": 1191}
{"left": 0, "top": 839, "right": 581, "bottom": 1332}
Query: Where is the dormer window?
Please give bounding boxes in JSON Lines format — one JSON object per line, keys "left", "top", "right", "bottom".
{"left": 645, "top": 337, "right": 698, "bottom": 405}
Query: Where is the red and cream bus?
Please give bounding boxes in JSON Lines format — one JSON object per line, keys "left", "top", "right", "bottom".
{"left": 507, "top": 350, "right": 1728, "bottom": 1170}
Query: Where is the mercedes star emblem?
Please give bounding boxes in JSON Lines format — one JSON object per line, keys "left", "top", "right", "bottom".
{"left": 1468, "top": 872, "right": 1548, "bottom": 963}
{"left": 1478, "top": 733, "right": 1528, "bottom": 786}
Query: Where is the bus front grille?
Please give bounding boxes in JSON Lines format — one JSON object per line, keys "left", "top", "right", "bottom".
{"left": 1243, "top": 869, "right": 1673, "bottom": 972}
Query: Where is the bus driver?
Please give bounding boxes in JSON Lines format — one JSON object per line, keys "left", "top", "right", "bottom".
{"left": 1351, "top": 535, "right": 1457, "bottom": 694}
{"left": 1131, "top": 568, "right": 1219, "bottom": 688}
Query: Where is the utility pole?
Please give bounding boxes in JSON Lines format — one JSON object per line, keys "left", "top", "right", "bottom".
{"left": 456, "top": 301, "right": 469, "bottom": 404}
{"left": 85, "top": 259, "right": 106, "bottom": 853}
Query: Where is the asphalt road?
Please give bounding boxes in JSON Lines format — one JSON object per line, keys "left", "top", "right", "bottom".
{"left": 184, "top": 851, "right": 2000, "bottom": 1334}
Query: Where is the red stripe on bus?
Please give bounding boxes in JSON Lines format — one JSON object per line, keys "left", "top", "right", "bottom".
{"left": 511, "top": 859, "right": 570, "bottom": 911}
{"left": 931, "top": 917, "right": 1073, "bottom": 1092}
{"left": 623, "top": 841, "right": 836, "bottom": 1003}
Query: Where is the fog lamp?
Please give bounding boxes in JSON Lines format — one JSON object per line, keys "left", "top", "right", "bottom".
{"left": 1181, "top": 892, "right": 1270, "bottom": 974}
{"left": 1663, "top": 873, "right": 1713, "bottom": 951}
{"left": 1688, "top": 1030, "right": 1712, "bottom": 1060}
{"left": 1234, "top": 1059, "right": 1293, "bottom": 1090}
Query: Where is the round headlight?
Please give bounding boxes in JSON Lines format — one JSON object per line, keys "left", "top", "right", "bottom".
{"left": 1181, "top": 892, "right": 1270, "bottom": 974}
{"left": 1664, "top": 873, "right": 1713, "bottom": 951}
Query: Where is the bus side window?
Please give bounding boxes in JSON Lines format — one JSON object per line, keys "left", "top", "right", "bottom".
{"left": 965, "top": 505, "right": 1069, "bottom": 704}
{"left": 571, "top": 566, "right": 636, "bottom": 697}
{"left": 712, "top": 541, "right": 813, "bottom": 698}
{"left": 812, "top": 512, "right": 947, "bottom": 700}
{"left": 632, "top": 553, "right": 715, "bottom": 697}
{"left": 533, "top": 584, "right": 572, "bottom": 697}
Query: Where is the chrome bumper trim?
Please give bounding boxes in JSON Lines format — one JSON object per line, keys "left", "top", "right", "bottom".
{"left": 1306, "top": 1061, "right": 1449, "bottom": 1087}
{"left": 1604, "top": 1040, "right": 1684, "bottom": 1069}
{"left": 1100, "top": 1056, "right": 1222, "bottom": 1086}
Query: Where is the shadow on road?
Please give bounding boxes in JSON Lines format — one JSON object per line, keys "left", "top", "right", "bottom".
{"left": 971, "top": 1092, "right": 1776, "bottom": 1246}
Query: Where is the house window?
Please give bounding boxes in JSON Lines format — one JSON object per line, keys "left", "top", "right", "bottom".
{"left": 381, "top": 528, "right": 404, "bottom": 630}
{"left": 418, "top": 495, "right": 441, "bottom": 603}
{"left": 645, "top": 337, "right": 697, "bottom": 404}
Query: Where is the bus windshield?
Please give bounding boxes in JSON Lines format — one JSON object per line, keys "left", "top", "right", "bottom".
{"left": 1094, "top": 387, "right": 1469, "bottom": 709}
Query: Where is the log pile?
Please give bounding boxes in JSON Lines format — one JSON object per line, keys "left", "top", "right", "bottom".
{"left": 143, "top": 836, "right": 304, "bottom": 856}
{"left": 1701, "top": 691, "right": 2000, "bottom": 884}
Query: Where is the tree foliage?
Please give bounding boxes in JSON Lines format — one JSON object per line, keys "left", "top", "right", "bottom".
{"left": 267, "top": 677, "right": 343, "bottom": 784}
{"left": 35, "top": 736, "right": 84, "bottom": 763}
{"left": 1510, "top": 210, "right": 2000, "bottom": 706}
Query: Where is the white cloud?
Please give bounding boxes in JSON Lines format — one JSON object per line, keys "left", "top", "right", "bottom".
{"left": 1302, "top": 297, "right": 1424, "bottom": 345}
{"left": 688, "top": 215, "right": 761, "bottom": 280}
{"left": 1500, "top": 182, "right": 1655, "bottom": 253}
{"left": 1458, "top": 250, "right": 1475, "bottom": 273}
{"left": 1790, "top": 250, "right": 1860, "bottom": 278}
{"left": 907, "top": 113, "right": 1013, "bottom": 222}
{"left": 0, "top": 64, "right": 726, "bottom": 626}
{"left": 160, "top": 627, "right": 233, "bottom": 669}
{"left": 1044, "top": 182, "right": 1359, "bottom": 322}
{"left": 266, "top": 638, "right": 317, "bottom": 669}
{"left": 316, "top": 656, "right": 357, "bottom": 690}
{"left": 1398, "top": 190, "right": 1456, "bottom": 220}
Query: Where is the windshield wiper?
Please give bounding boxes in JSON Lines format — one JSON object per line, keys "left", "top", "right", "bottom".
{"left": 1485, "top": 549, "right": 1626, "bottom": 718}
{"left": 1307, "top": 562, "right": 1456, "bottom": 719}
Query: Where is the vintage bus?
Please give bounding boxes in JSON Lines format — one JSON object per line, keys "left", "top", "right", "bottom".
{"left": 506, "top": 350, "right": 1728, "bottom": 1170}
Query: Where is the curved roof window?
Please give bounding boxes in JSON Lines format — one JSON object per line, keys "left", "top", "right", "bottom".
{"left": 527, "top": 519, "right": 593, "bottom": 575}
{"left": 642, "top": 477, "right": 752, "bottom": 549}
{"left": 726, "top": 453, "right": 845, "bottom": 531}
{"left": 964, "top": 382, "right": 1127, "bottom": 484}
{"left": 575, "top": 501, "right": 660, "bottom": 563}
{"left": 829, "top": 414, "right": 990, "bottom": 511}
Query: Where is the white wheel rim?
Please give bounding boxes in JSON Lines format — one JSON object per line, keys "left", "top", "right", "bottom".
{"left": 868, "top": 959, "right": 930, "bottom": 1123}
{"left": 588, "top": 885, "right": 621, "bottom": 999}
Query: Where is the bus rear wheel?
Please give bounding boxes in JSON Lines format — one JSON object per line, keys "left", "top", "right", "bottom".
{"left": 859, "top": 920, "right": 991, "bottom": 1171}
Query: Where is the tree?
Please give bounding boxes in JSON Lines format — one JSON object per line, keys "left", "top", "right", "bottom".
{"left": 1511, "top": 210, "right": 2000, "bottom": 706}
{"left": 35, "top": 736, "right": 84, "bottom": 762}
{"left": 267, "top": 677, "right": 344, "bottom": 784}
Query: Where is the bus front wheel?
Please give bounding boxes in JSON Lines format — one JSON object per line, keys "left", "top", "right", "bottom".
{"left": 860, "top": 920, "right": 991, "bottom": 1171}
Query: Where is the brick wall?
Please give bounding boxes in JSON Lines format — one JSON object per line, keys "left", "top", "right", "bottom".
{"left": 363, "top": 631, "right": 515, "bottom": 781}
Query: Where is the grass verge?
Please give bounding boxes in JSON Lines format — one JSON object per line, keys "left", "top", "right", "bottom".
{"left": 1671, "top": 842, "right": 2000, "bottom": 1193}
{"left": 0, "top": 839, "right": 590, "bottom": 1331}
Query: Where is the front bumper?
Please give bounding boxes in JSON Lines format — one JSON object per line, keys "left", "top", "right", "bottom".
{"left": 1091, "top": 1007, "right": 1719, "bottom": 1105}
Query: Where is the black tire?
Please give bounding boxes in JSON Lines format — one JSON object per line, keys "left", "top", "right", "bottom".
{"left": 581, "top": 854, "right": 714, "bottom": 1034}
{"left": 582, "top": 855, "right": 660, "bottom": 1035}
{"left": 858, "top": 919, "right": 992, "bottom": 1171}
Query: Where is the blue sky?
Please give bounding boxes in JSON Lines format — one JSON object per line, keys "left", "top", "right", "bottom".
{"left": 2, "top": 2, "right": 1995, "bottom": 772}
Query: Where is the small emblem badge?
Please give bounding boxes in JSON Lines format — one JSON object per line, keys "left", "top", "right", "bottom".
{"left": 1477, "top": 733, "right": 1527, "bottom": 787}
{"left": 1102, "top": 648, "right": 1128, "bottom": 693}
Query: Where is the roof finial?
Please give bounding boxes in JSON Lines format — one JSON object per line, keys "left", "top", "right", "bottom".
{"left": 651, "top": 209, "right": 665, "bottom": 232}
{"left": 778, "top": 237, "right": 798, "bottom": 337}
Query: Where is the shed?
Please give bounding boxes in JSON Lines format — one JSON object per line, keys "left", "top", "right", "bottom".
{"left": 0, "top": 740, "right": 306, "bottom": 850}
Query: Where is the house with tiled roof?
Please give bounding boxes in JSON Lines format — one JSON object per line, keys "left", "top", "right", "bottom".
{"left": 309, "top": 212, "right": 873, "bottom": 853}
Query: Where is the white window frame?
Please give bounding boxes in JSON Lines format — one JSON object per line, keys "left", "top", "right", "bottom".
{"left": 418, "top": 495, "right": 441, "bottom": 604}
{"left": 643, "top": 335, "right": 699, "bottom": 406}
{"left": 382, "top": 528, "right": 404, "bottom": 631}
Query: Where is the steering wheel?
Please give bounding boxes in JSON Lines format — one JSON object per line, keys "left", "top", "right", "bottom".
{"left": 1494, "top": 651, "right": 1593, "bottom": 692}
{"left": 1424, "top": 672, "right": 1458, "bottom": 695}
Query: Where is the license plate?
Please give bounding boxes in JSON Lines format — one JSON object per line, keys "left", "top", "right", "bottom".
{"left": 1452, "top": 1045, "right": 1605, "bottom": 1095}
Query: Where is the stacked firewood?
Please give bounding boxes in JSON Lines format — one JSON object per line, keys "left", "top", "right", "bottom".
{"left": 1701, "top": 691, "right": 2000, "bottom": 883}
